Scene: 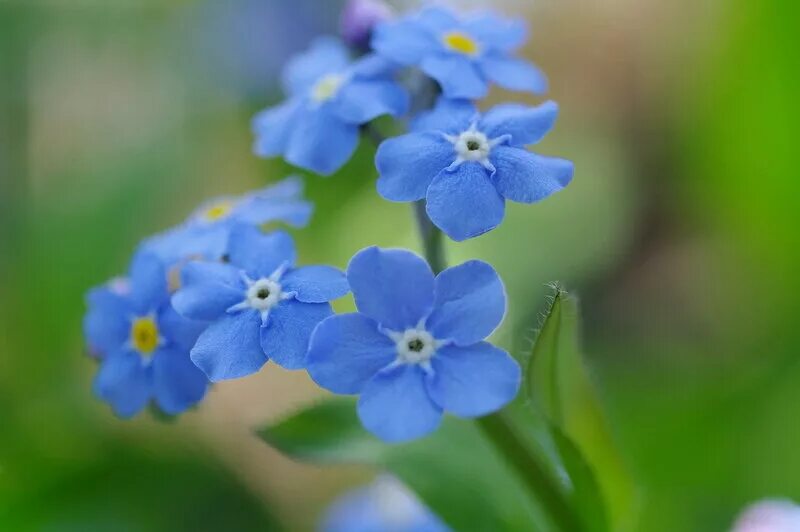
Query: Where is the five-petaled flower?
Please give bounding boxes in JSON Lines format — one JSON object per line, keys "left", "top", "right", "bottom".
{"left": 376, "top": 97, "right": 574, "bottom": 241}
{"left": 372, "top": 6, "right": 546, "bottom": 99}
{"left": 142, "top": 176, "right": 312, "bottom": 265}
{"left": 85, "top": 251, "right": 209, "bottom": 417}
{"left": 172, "top": 224, "right": 350, "bottom": 381}
{"left": 306, "top": 247, "right": 521, "bottom": 442}
{"left": 253, "top": 37, "right": 409, "bottom": 176}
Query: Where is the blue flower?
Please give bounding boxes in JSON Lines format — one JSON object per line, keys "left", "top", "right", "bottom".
{"left": 86, "top": 251, "right": 209, "bottom": 418}
{"left": 172, "top": 224, "right": 350, "bottom": 381}
{"left": 321, "top": 475, "right": 450, "bottom": 532}
{"left": 142, "top": 176, "right": 312, "bottom": 265}
{"left": 306, "top": 247, "right": 520, "bottom": 442}
{"left": 372, "top": 7, "right": 545, "bottom": 99}
{"left": 253, "top": 37, "right": 409, "bottom": 175}
{"left": 375, "top": 98, "right": 574, "bottom": 241}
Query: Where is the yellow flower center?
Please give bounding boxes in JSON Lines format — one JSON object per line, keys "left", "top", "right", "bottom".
{"left": 311, "top": 74, "right": 345, "bottom": 103}
{"left": 130, "top": 316, "right": 159, "bottom": 354}
{"left": 203, "top": 201, "right": 233, "bottom": 222}
{"left": 442, "top": 31, "right": 480, "bottom": 56}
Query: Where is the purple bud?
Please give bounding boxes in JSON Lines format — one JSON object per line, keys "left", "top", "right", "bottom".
{"left": 340, "top": 0, "right": 393, "bottom": 49}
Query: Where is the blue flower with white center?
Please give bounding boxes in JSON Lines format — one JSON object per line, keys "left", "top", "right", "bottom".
{"left": 85, "top": 251, "right": 209, "bottom": 418}
{"left": 252, "top": 37, "right": 410, "bottom": 176}
{"left": 321, "top": 475, "right": 450, "bottom": 532}
{"left": 375, "top": 97, "right": 574, "bottom": 241}
{"left": 142, "top": 176, "right": 312, "bottom": 265}
{"left": 372, "top": 6, "right": 546, "bottom": 99}
{"left": 306, "top": 247, "right": 520, "bottom": 443}
{"left": 172, "top": 224, "right": 350, "bottom": 381}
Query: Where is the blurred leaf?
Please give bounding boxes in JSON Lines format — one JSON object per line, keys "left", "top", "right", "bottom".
{"left": 525, "top": 286, "right": 639, "bottom": 530}
{"left": 259, "top": 397, "right": 552, "bottom": 531}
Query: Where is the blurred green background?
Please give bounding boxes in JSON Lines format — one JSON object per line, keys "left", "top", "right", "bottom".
{"left": 1, "top": 0, "right": 798, "bottom": 530}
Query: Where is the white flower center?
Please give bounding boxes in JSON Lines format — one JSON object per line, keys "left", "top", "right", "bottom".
{"left": 311, "top": 73, "right": 345, "bottom": 103}
{"left": 394, "top": 328, "right": 437, "bottom": 364}
{"left": 245, "top": 278, "right": 283, "bottom": 311}
{"left": 443, "top": 124, "right": 510, "bottom": 173}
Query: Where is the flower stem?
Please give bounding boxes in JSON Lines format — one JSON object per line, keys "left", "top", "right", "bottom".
{"left": 411, "top": 206, "right": 579, "bottom": 532}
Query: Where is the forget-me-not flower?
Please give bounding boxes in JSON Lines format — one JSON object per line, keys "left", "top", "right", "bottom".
{"left": 172, "top": 224, "right": 350, "bottom": 381}
{"left": 375, "top": 97, "right": 574, "bottom": 241}
{"left": 86, "top": 251, "right": 209, "bottom": 417}
{"left": 142, "top": 176, "right": 312, "bottom": 265}
{"left": 306, "top": 247, "right": 520, "bottom": 442}
{"left": 321, "top": 475, "right": 450, "bottom": 532}
{"left": 253, "top": 37, "right": 409, "bottom": 175}
{"left": 372, "top": 6, "right": 546, "bottom": 99}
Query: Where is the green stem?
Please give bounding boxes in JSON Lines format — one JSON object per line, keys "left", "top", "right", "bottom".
{"left": 411, "top": 205, "right": 579, "bottom": 531}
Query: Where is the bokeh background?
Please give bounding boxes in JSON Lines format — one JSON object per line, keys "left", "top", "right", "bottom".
{"left": 1, "top": 0, "right": 798, "bottom": 530}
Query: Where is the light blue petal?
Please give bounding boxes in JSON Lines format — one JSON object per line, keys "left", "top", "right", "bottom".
{"left": 285, "top": 107, "right": 360, "bottom": 176}
{"left": 152, "top": 346, "right": 208, "bottom": 415}
{"left": 252, "top": 99, "right": 302, "bottom": 157}
{"left": 425, "top": 164, "right": 505, "bottom": 241}
{"left": 349, "top": 53, "right": 401, "bottom": 79}
{"left": 281, "top": 265, "right": 349, "bottom": 303}
{"left": 128, "top": 250, "right": 168, "bottom": 314}
{"left": 227, "top": 225, "right": 296, "bottom": 278}
{"left": 190, "top": 310, "right": 267, "bottom": 381}
{"left": 93, "top": 349, "right": 151, "bottom": 418}
{"left": 84, "top": 285, "right": 132, "bottom": 356}
{"left": 157, "top": 304, "right": 208, "bottom": 351}
{"left": 421, "top": 53, "right": 488, "bottom": 100}
{"left": 427, "top": 261, "right": 506, "bottom": 346}
{"left": 416, "top": 6, "right": 459, "bottom": 33}
{"left": 260, "top": 300, "right": 332, "bottom": 370}
{"left": 306, "top": 313, "right": 396, "bottom": 394}
{"left": 347, "top": 247, "right": 435, "bottom": 331}
{"left": 282, "top": 36, "right": 351, "bottom": 96}
{"left": 331, "top": 79, "right": 409, "bottom": 124}
{"left": 464, "top": 12, "right": 528, "bottom": 52}
{"left": 372, "top": 19, "right": 437, "bottom": 65}
{"left": 491, "top": 147, "right": 574, "bottom": 204}
{"left": 357, "top": 364, "right": 442, "bottom": 442}
{"left": 410, "top": 97, "right": 477, "bottom": 134}
{"left": 376, "top": 133, "right": 452, "bottom": 202}
{"left": 172, "top": 261, "right": 243, "bottom": 321}
{"left": 427, "top": 343, "right": 520, "bottom": 417}
{"left": 480, "top": 55, "right": 547, "bottom": 94}
{"left": 479, "top": 101, "right": 559, "bottom": 146}
{"left": 251, "top": 176, "right": 305, "bottom": 200}
{"left": 234, "top": 198, "right": 313, "bottom": 228}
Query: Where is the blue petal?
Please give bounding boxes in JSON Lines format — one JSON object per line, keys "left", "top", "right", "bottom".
{"left": 260, "top": 300, "right": 332, "bottom": 370}
{"left": 375, "top": 133, "right": 452, "bottom": 202}
{"left": 282, "top": 36, "right": 351, "bottom": 96}
{"left": 306, "top": 313, "right": 396, "bottom": 394}
{"left": 281, "top": 265, "right": 349, "bottom": 303}
{"left": 420, "top": 54, "right": 488, "bottom": 100}
{"left": 410, "top": 97, "right": 477, "bottom": 134}
{"left": 158, "top": 304, "right": 208, "bottom": 351}
{"left": 427, "top": 261, "right": 506, "bottom": 346}
{"left": 491, "top": 147, "right": 574, "bottom": 204}
{"left": 464, "top": 12, "right": 528, "bottom": 52}
{"left": 357, "top": 364, "right": 442, "bottom": 442}
{"left": 349, "top": 53, "right": 401, "bottom": 79}
{"left": 285, "top": 107, "right": 360, "bottom": 176}
{"left": 425, "top": 164, "right": 505, "bottom": 241}
{"left": 172, "top": 261, "right": 243, "bottom": 321}
{"left": 234, "top": 197, "right": 313, "bottom": 228}
{"left": 252, "top": 99, "right": 302, "bottom": 157}
{"left": 190, "top": 310, "right": 267, "bottom": 381}
{"left": 347, "top": 247, "right": 435, "bottom": 331}
{"left": 152, "top": 346, "right": 208, "bottom": 415}
{"left": 331, "top": 79, "right": 409, "bottom": 124}
{"left": 479, "top": 101, "right": 559, "bottom": 146}
{"left": 93, "top": 350, "right": 151, "bottom": 418}
{"left": 480, "top": 55, "right": 547, "bottom": 94}
{"left": 427, "top": 343, "right": 520, "bottom": 417}
{"left": 416, "top": 6, "right": 459, "bottom": 33}
{"left": 371, "top": 19, "right": 437, "bottom": 65}
{"left": 128, "top": 250, "right": 168, "bottom": 314}
{"left": 227, "top": 225, "right": 296, "bottom": 278}
{"left": 84, "top": 285, "right": 132, "bottom": 356}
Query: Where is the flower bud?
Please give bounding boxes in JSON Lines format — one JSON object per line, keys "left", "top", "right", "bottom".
{"left": 340, "top": 0, "right": 393, "bottom": 49}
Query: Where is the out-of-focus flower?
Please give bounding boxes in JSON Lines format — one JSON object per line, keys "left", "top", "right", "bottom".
{"left": 172, "top": 224, "right": 349, "bottom": 381}
{"left": 306, "top": 247, "right": 520, "bottom": 442}
{"left": 372, "top": 6, "right": 545, "bottom": 99}
{"left": 252, "top": 37, "right": 409, "bottom": 176}
{"left": 321, "top": 475, "right": 450, "bottom": 532}
{"left": 375, "top": 97, "right": 573, "bottom": 241}
{"left": 87, "top": 252, "right": 209, "bottom": 418}
{"left": 340, "top": 0, "right": 394, "bottom": 50}
{"left": 142, "top": 176, "right": 312, "bottom": 265}
{"left": 731, "top": 499, "right": 800, "bottom": 532}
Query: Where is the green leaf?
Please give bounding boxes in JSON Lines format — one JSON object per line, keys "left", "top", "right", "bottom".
{"left": 525, "top": 285, "right": 640, "bottom": 531}
{"left": 258, "top": 397, "right": 553, "bottom": 531}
